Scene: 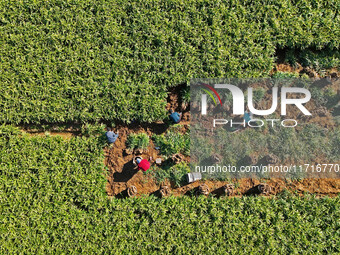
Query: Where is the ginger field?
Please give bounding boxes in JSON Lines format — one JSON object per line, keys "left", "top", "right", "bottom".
{"left": 0, "top": 0, "right": 339, "bottom": 254}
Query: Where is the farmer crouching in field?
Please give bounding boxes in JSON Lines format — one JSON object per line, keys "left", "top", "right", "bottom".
{"left": 244, "top": 111, "right": 253, "bottom": 123}
{"left": 231, "top": 111, "right": 253, "bottom": 133}
{"left": 105, "top": 127, "right": 119, "bottom": 146}
{"left": 136, "top": 157, "right": 151, "bottom": 174}
{"left": 169, "top": 109, "right": 182, "bottom": 124}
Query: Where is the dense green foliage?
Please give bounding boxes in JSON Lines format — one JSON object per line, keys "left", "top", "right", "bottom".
{"left": 1, "top": 126, "right": 339, "bottom": 253}
{"left": 3, "top": 195, "right": 339, "bottom": 254}
{"left": 282, "top": 48, "right": 340, "bottom": 71}
{"left": 0, "top": 125, "right": 107, "bottom": 208}
{"left": 151, "top": 161, "right": 191, "bottom": 187}
{"left": 152, "top": 128, "right": 190, "bottom": 156}
{"left": 0, "top": 0, "right": 339, "bottom": 252}
{"left": 126, "top": 132, "right": 150, "bottom": 150}
{"left": 0, "top": 0, "right": 339, "bottom": 124}
{"left": 192, "top": 123, "right": 340, "bottom": 179}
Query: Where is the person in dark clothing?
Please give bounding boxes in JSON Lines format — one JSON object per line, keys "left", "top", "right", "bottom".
{"left": 169, "top": 109, "right": 182, "bottom": 124}
{"left": 105, "top": 127, "right": 119, "bottom": 144}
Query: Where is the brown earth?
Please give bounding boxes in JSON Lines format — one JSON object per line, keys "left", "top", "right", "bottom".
{"left": 104, "top": 125, "right": 164, "bottom": 197}
{"left": 131, "top": 178, "right": 340, "bottom": 198}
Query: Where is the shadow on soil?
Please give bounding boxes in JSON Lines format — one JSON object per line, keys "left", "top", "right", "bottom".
{"left": 115, "top": 188, "right": 129, "bottom": 199}
{"left": 210, "top": 186, "right": 226, "bottom": 198}
{"left": 113, "top": 160, "right": 138, "bottom": 183}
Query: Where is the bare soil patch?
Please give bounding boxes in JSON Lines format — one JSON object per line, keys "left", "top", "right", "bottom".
{"left": 105, "top": 82, "right": 339, "bottom": 198}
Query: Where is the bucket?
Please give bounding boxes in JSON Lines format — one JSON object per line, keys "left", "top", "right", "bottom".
{"left": 186, "top": 172, "right": 202, "bottom": 183}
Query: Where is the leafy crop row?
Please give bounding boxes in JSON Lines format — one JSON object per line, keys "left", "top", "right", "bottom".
{"left": 0, "top": 0, "right": 339, "bottom": 124}
{"left": 192, "top": 123, "right": 340, "bottom": 179}
{"left": 0, "top": 125, "right": 107, "bottom": 209}
{"left": 0, "top": 126, "right": 339, "bottom": 253}
{"left": 152, "top": 129, "right": 190, "bottom": 156}
{"left": 126, "top": 132, "right": 150, "bottom": 150}
{"left": 282, "top": 48, "right": 339, "bottom": 71}
{"left": 151, "top": 161, "right": 191, "bottom": 187}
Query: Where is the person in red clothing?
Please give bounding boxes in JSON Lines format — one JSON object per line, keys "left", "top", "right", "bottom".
{"left": 136, "top": 157, "right": 151, "bottom": 173}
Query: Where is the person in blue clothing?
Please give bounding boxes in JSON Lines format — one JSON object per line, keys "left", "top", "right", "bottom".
{"left": 105, "top": 127, "right": 119, "bottom": 145}
{"left": 231, "top": 111, "right": 253, "bottom": 132}
{"left": 169, "top": 109, "right": 182, "bottom": 124}
{"left": 243, "top": 111, "right": 253, "bottom": 123}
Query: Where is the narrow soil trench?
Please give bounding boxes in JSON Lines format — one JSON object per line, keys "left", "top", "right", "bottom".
{"left": 24, "top": 131, "right": 79, "bottom": 139}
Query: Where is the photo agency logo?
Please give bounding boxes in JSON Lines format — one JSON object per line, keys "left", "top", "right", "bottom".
{"left": 198, "top": 81, "right": 312, "bottom": 128}
{"left": 190, "top": 78, "right": 339, "bottom": 179}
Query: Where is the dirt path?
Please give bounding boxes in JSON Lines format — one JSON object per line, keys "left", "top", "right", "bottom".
{"left": 104, "top": 125, "right": 164, "bottom": 196}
